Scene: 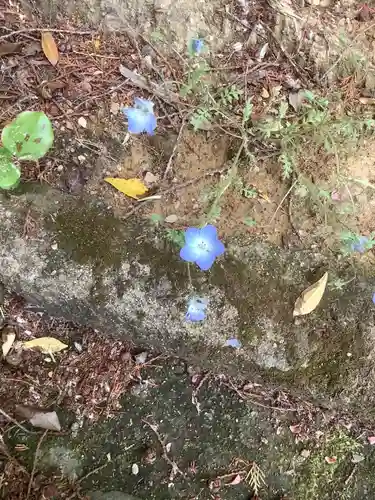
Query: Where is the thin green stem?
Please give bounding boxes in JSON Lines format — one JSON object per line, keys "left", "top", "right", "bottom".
{"left": 206, "top": 141, "right": 245, "bottom": 222}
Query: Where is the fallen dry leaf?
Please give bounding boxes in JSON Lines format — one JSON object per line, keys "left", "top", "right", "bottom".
{"left": 0, "top": 42, "right": 22, "bottom": 56}
{"left": 289, "top": 424, "right": 302, "bottom": 434}
{"left": 16, "top": 405, "right": 61, "bottom": 431}
{"left": 41, "top": 32, "right": 59, "bottom": 66}
{"left": 229, "top": 474, "right": 242, "bottom": 485}
{"left": 288, "top": 91, "right": 304, "bottom": 112}
{"left": 325, "top": 456, "right": 337, "bottom": 464}
{"left": 293, "top": 272, "right": 328, "bottom": 317}
{"left": 110, "top": 101, "right": 120, "bottom": 115}
{"left": 78, "top": 116, "right": 87, "bottom": 128}
{"left": 104, "top": 177, "right": 148, "bottom": 199}
{"left": 22, "top": 336, "right": 68, "bottom": 354}
{"left": 2, "top": 326, "right": 16, "bottom": 357}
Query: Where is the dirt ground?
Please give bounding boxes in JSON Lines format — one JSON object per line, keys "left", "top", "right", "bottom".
{"left": 3, "top": 0, "right": 375, "bottom": 497}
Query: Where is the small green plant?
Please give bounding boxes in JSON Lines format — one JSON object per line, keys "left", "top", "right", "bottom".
{"left": 149, "top": 213, "right": 164, "bottom": 225}
{"left": 242, "top": 186, "right": 258, "bottom": 199}
{"left": 243, "top": 217, "right": 256, "bottom": 227}
{"left": 165, "top": 229, "right": 185, "bottom": 248}
{"left": 340, "top": 231, "right": 375, "bottom": 255}
{"left": 254, "top": 92, "right": 375, "bottom": 179}
{"left": 0, "top": 111, "right": 54, "bottom": 189}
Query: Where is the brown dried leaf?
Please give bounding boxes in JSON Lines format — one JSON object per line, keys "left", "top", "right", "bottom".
{"left": 293, "top": 272, "right": 328, "bottom": 317}
{"left": 41, "top": 32, "right": 59, "bottom": 66}
{"left": 16, "top": 405, "right": 61, "bottom": 431}
{"left": 0, "top": 42, "right": 22, "bottom": 56}
{"left": 325, "top": 456, "right": 337, "bottom": 464}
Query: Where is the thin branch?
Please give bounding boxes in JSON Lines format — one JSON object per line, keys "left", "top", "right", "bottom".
{"left": 163, "top": 120, "right": 186, "bottom": 179}
{"left": 0, "top": 27, "right": 93, "bottom": 41}
{"left": 0, "top": 408, "right": 33, "bottom": 434}
{"left": 142, "top": 419, "right": 185, "bottom": 480}
{"left": 26, "top": 430, "right": 48, "bottom": 500}
{"left": 225, "top": 381, "right": 297, "bottom": 412}
{"left": 269, "top": 178, "right": 298, "bottom": 223}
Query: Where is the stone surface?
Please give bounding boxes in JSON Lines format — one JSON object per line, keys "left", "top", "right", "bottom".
{"left": 6, "top": 362, "right": 375, "bottom": 499}
{"left": 1, "top": 188, "right": 375, "bottom": 418}
{"left": 34, "top": 0, "right": 233, "bottom": 52}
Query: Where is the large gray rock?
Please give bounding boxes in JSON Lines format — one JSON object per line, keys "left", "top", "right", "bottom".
{"left": 1, "top": 187, "right": 375, "bottom": 417}
{"left": 34, "top": 0, "right": 234, "bottom": 52}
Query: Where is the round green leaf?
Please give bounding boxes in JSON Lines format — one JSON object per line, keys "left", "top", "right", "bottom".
{"left": 1, "top": 111, "right": 54, "bottom": 160}
{"left": 0, "top": 148, "right": 20, "bottom": 189}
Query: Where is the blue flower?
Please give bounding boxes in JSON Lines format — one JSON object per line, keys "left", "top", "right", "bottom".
{"left": 122, "top": 98, "right": 157, "bottom": 135}
{"left": 372, "top": 293, "right": 375, "bottom": 305}
{"left": 186, "top": 297, "right": 208, "bottom": 322}
{"left": 191, "top": 38, "right": 204, "bottom": 55}
{"left": 224, "top": 338, "right": 242, "bottom": 349}
{"left": 180, "top": 225, "right": 225, "bottom": 271}
{"left": 351, "top": 236, "right": 369, "bottom": 253}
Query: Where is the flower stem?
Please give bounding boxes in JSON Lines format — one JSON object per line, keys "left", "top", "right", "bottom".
{"left": 206, "top": 140, "right": 245, "bottom": 223}
{"left": 187, "top": 262, "right": 192, "bottom": 288}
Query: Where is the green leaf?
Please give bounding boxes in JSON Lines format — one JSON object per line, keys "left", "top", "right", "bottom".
{"left": 149, "top": 213, "right": 164, "bottom": 224}
{"left": 243, "top": 217, "right": 256, "bottom": 227}
{"left": 2, "top": 111, "right": 54, "bottom": 160}
{"left": 165, "top": 229, "right": 185, "bottom": 248}
{"left": 279, "top": 101, "right": 288, "bottom": 119}
{"left": 303, "top": 90, "right": 315, "bottom": 103}
{"left": 0, "top": 148, "right": 20, "bottom": 190}
{"left": 243, "top": 99, "right": 253, "bottom": 123}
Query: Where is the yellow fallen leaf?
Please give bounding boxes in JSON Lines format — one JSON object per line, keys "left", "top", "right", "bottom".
{"left": 22, "top": 337, "right": 68, "bottom": 354}
{"left": 293, "top": 272, "right": 328, "bottom": 317}
{"left": 93, "top": 38, "right": 101, "bottom": 51}
{"left": 104, "top": 177, "right": 148, "bottom": 199}
{"left": 41, "top": 32, "right": 59, "bottom": 66}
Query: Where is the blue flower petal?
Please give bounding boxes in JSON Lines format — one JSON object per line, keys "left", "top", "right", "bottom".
{"left": 225, "top": 338, "right": 242, "bottom": 349}
{"left": 372, "top": 293, "right": 375, "bottom": 304}
{"left": 134, "top": 98, "right": 154, "bottom": 113}
{"left": 180, "top": 245, "right": 198, "bottom": 263}
{"left": 184, "top": 228, "right": 202, "bottom": 245}
{"left": 195, "top": 253, "right": 216, "bottom": 271}
{"left": 192, "top": 38, "right": 204, "bottom": 54}
{"left": 211, "top": 239, "right": 225, "bottom": 257}
{"left": 186, "top": 297, "right": 208, "bottom": 322}
{"left": 144, "top": 113, "right": 157, "bottom": 135}
{"left": 351, "top": 236, "right": 369, "bottom": 253}
{"left": 201, "top": 225, "right": 218, "bottom": 240}
{"left": 186, "top": 309, "right": 206, "bottom": 321}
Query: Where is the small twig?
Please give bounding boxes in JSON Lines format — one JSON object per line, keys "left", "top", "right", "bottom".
{"left": 269, "top": 178, "right": 298, "bottom": 223}
{"left": 163, "top": 120, "right": 186, "bottom": 179}
{"left": 225, "top": 381, "right": 297, "bottom": 412}
{"left": 119, "top": 65, "right": 185, "bottom": 109}
{"left": 65, "top": 462, "right": 109, "bottom": 500}
{"left": 26, "top": 430, "right": 48, "bottom": 500}
{"left": 0, "top": 27, "right": 93, "bottom": 41}
{"left": 137, "top": 32, "right": 178, "bottom": 83}
{"left": 191, "top": 373, "right": 210, "bottom": 415}
{"left": 142, "top": 419, "right": 185, "bottom": 479}
{"left": 265, "top": 26, "right": 309, "bottom": 85}
{"left": 0, "top": 408, "right": 33, "bottom": 434}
